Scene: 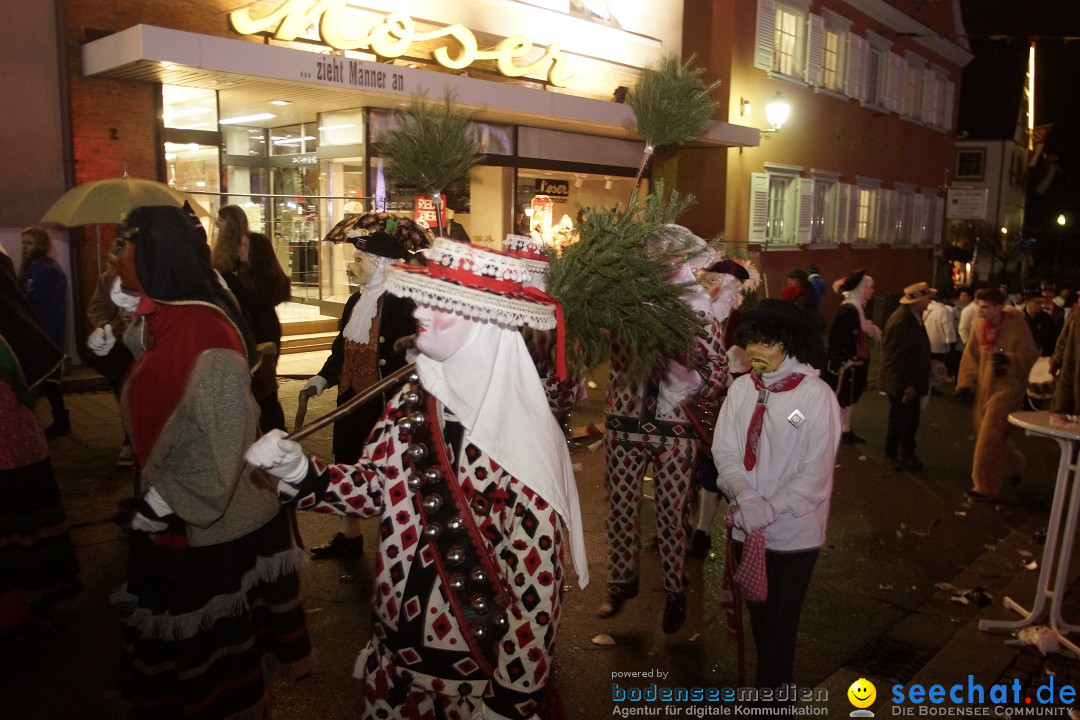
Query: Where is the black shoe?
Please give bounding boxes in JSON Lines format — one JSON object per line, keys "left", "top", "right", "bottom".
{"left": 902, "top": 455, "right": 925, "bottom": 473}
{"left": 662, "top": 592, "right": 686, "bottom": 634}
{"left": 966, "top": 489, "right": 995, "bottom": 503}
{"left": 310, "top": 532, "right": 364, "bottom": 559}
{"left": 45, "top": 411, "right": 71, "bottom": 438}
{"left": 689, "top": 530, "right": 712, "bottom": 558}
{"left": 841, "top": 431, "right": 866, "bottom": 445}
{"left": 886, "top": 457, "right": 905, "bottom": 472}
{"left": 597, "top": 579, "right": 639, "bottom": 618}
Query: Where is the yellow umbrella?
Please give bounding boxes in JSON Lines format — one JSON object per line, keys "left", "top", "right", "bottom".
{"left": 41, "top": 176, "right": 211, "bottom": 227}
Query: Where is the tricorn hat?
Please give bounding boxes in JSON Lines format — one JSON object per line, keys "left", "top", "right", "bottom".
{"left": 838, "top": 268, "right": 866, "bottom": 293}
{"left": 706, "top": 259, "right": 751, "bottom": 282}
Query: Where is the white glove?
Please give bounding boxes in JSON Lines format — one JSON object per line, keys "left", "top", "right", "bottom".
{"left": 246, "top": 429, "right": 309, "bottom": 485}
{"left": 734, "top": 491, "right": 777, "bottom": 534}
{"left": 131, "top": 487, "right": 175, "bottom": 534}
{"left": 304, "top": 375, "right": 328, "bottom": 397}
{"left": 109, "top": 276, "right": 141, "bottom": 313}
{"left": 87, "top": 324, "right": 117, "bottom": 357}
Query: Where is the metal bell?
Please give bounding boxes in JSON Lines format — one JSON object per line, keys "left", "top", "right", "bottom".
{"left": 402, "top": 390, "right": 423, "bottom": 408}
{"left": 407, "top": 474, "right": 423, "bottom": 491}
{"left": 422, "top": 494, "right": 443, "bottom": 515}
{"left": 423, "top": 467, "right": 443, "bottom": 485}
{"left": 446, "top": 515, "right": 464, "bottom": 533}
{"left": 471, "top": 623, "right": 489, "bottom": 641}
{"left": 409, "top": 410, "right": 426, "bottom": 425}
{"left": 470, "top": 567, "right": 488, "bottom": 585}
{"left": 422, "top": 523, "right": 443, "bottom": 541}
{"left": 397, "top": 417, "right": 416, "bottom": 433}
{"left": 446, "top": 546, "right": 466, "bottom": 566}
{"left": 407, "top": 372, "right": 420, "bottom": 384}
{"left": 448, "top": 574, "right": 467, "bottom": 592}
{"left": 470, "top": 594, "right": 491, "bottom": 614}
{"left": 492, "top": 612, "right": 508, "bottom": 632}
{"left": 407, "top": 443, "right": 428, "bottom": 462}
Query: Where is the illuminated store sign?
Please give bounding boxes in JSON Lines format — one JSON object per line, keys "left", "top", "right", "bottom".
{"left": 229, "top": 0, "right": 572, "bottom": 86}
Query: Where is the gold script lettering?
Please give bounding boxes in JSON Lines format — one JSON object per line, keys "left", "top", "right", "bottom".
{"left": 227, "top": 0, "right": 572, "bottom": 87}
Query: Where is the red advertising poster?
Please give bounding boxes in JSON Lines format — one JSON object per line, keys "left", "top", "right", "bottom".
{"left": 414, "top": 193, "right": 447, "bottom": 229}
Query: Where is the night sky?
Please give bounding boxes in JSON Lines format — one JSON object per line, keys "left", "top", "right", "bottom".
{"left": 959, "top": 0, "right": 1080, "bottom": 233}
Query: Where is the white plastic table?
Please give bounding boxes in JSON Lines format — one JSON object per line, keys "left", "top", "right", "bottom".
{"left": 978, "top": 411, "right": 1080, "bottom": 654}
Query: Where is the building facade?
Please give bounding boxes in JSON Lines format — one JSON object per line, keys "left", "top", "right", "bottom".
{"left": 678, "top": 0, "right": 972, "bottom": 317}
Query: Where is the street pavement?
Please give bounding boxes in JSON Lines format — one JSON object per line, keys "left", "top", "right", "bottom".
{"left": 3, "top": 363, "right": 1079, "bottom": 719}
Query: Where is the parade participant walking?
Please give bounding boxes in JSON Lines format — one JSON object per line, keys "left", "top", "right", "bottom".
{"left": 712, "top": 299, "right": 841, "bottom": 690}
{"left": 247, "top": 237, "right": 588, "bottom": 720}
{"left": 956, "top": 287, "right": 1038, "bottom": 501}
{"left": 598, "top": 225, "right": 728, "bottom": 634}
{"left": 824, "top": 269, "right": 880, "bottom": 444}
{"left": 303, "top": 227, "right": 426, "bottom": 560}
{"left": 878, "top": 282, "right": 934, "bottom": 473}
{"left": 109, "top": 206, "right": 312, "bottom": 719}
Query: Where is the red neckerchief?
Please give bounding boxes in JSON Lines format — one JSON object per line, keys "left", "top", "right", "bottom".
{"left": 979, "top": 314, "right": 1005, "bottom": 348}
{"left": 126, "top": 302, "right": 245, "bottom": 470}
{"left": 743, "top": 369, "right": 806, "bottom": 471}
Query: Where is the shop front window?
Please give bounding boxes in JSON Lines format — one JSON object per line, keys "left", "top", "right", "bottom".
{"left": 165, "top": 141, "right": 222, "bottom": 227}
{"left": 162, "top": 85, "right": 217, "bottom": 130}
{"left": 515, "top": 171, "right": 638, "bottom": 251}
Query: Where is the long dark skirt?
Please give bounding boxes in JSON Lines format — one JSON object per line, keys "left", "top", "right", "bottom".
{"left": 0, "top": 457, "right": 82, "bottom": 633}
{"left": 111, "top": 510, "right": 312, "bottom": 720}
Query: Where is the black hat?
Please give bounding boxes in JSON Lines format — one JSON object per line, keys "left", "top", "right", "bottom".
{"left": 705, "top": 259, "right": 750, "bottom": 281}
{"left": 839, "top": 268, "right": 866, "bottom": 293}
{"left": 786, "top": 267, "right": 808, "bottom": 281}
{"left": 360, "top": 230, "right": 412, "bottom": 261}
{"left": 742, "top": 298, "right": 808, "bottom": 334}
{"left": 808, "top": 265, "right": 820, "bottom": 275}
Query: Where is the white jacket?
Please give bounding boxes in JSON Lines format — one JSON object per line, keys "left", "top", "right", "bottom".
{"left": 712, "top": 356, "right": 841, "bottom": 551}
{"left": 924, "top": 301, "right": 958, "bottom": 354}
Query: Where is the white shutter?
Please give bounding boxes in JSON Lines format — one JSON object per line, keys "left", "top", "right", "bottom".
{"left": 910, "top": 193, "right": 925, "bottom": 244}
{"left": 931, "top": 195, "right": 945, "bottom": 245}
{"left": 806, "top": 14, "right": 825, "bottom": 86}
{"left": 878, "top": 189, "right": 894, "bottom": 245}
{"left": 754, "top": 0, "right": 777, "bottom": 71}
{"left": 838, "top": 183, "right": 856, "bottom": 243}
{"left": 920, "top": 69, "right": 936, "bottom": 124}
{"left": 886, "top": 53, "right": 905, "bottom": 113}
{"left": 749, "top": 173, "right": 770, "bottom": 243}
{"left": 796, "top": 178, "right": 814, "bottom": 244}
{"left": 846, "top": 35, "right": 867, "bottom": 101}
{"left": 941, "top": 80, "right": 955, "bottom": 130}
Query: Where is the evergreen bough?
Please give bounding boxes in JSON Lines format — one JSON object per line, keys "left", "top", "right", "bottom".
{"left": 626, "top": 54, "right": 720, "bottom": 204}
{"left": 546, "top": 180, "right": 718, "bottom": 380}
{"left": 380, "top": 90, "right": 481, "bottom": 228}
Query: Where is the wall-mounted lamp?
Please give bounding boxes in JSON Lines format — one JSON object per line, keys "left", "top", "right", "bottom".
{"left": 740, "top": 98, "right": 752, "bottom": 117}
{"left": 604, "top": 177, "right": 613, "bottom": 190}
{"left": 761, "top": 92, "right": 791, "bottom": 138}
{"left": 574, "top": 175, "right": 584, "bottom": 188}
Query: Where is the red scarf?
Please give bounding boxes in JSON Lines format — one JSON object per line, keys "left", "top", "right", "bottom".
{"left": 126, "top": 302, "right": 245, "bottom": 470}
{"left": 743, "top": 370, "right": 806, "bottom": 471}
{"left": 979, "top": 315, "right": 1004, "bottom": 348}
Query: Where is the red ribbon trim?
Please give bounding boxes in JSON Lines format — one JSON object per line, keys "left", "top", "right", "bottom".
{"left": 427, "top": 263, "right": 523, "bottom": 294}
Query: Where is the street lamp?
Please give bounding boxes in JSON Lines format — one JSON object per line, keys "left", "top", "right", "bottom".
{"left": 761, "top": 92, "right": 791, "bottom": 138}
{"left": 1054, "top": 214, "right": 1067, "bottom": 284}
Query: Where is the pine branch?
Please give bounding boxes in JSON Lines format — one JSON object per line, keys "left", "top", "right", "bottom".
{"left": 381, "top": 90, "right": 481, "bottom": 197}
{"left": 627, "top": 54, "right": 720, "bottom": 151}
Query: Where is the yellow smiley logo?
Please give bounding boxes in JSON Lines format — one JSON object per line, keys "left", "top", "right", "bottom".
{"left": 847, "top": 678, "right": 877, "bottom": 709}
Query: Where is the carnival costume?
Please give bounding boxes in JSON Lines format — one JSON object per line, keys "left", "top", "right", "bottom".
{"left": 957, "top": 305, "right": 1038, "bottom": 500}
{"left": 248, "top": 237, "right": 588, "bottom": 720}
{"left": 823, "top": 270, "right": 880, "bottom": 443}
{"left": 600, "top": 225, "right": 728, "bottom": 632}
{"left": 0, "top": 260, "right": 80, "bottom": 637}
{"left": 109, "top": 206, "right": 311, "bottom": 720}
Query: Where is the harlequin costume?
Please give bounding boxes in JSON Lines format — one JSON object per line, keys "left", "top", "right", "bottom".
{"left": 108, "top": 206, "right": 312, "bottom": 720}
{"left": 248, "top": 237, "right": 587, "bottom": 720}
{"left": 599, "top": 225, "right": 728, "bottom": 633}
{"left": 0, "top": 259, "right": 80, "bottom": 637}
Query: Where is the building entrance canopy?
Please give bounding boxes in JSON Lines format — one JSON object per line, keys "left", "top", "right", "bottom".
{"left": 81, "top": 24, "right": 760, "bottom": 148}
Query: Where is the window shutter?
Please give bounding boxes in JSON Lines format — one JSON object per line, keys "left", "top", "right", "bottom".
{"left": 836, "top": 183, "right": 854, "bottom": 243}
{"left": 886, "top": 53, "right": 905, "bottom": 112}
{"left": 920, "top": 69, "right": 936, "bottom": 124}
{"left": 910, "top": 193, "right": 925, "bottom": 244}
{"left": 878, "top": 189, "right": 895, "bottom": 245}
{"left": 749, "top": 173, "right": 770, "bottom": 243}
{"left": 796, "top": 178, "right": 814, "bottom": 244}
{"left": 755, "top": 0, "right": 777, "bottom": 71}
{"left": 846, "top": 35, "right": 867, "bottom": 101}
{"left": 806, "top": 14, "right": 825, "bottom": 86}
{"left": 931, "top": 195, "right": 945, "bottom": 245}
{"left": 941, "top": 80, "right": 955, "bottom": 130}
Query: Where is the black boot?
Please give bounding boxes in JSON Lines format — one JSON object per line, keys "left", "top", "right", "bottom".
{"left": 310, "top": 532, "right": 364, "bottom": 559}
{"left": 662, "top": 592, "right": 686, "bottom": 634}
{"left": 689, "top": 530, "right": 712, "bottom": 558}
{"left": 45, "top": 410, "right": 71, "bottom": 438}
